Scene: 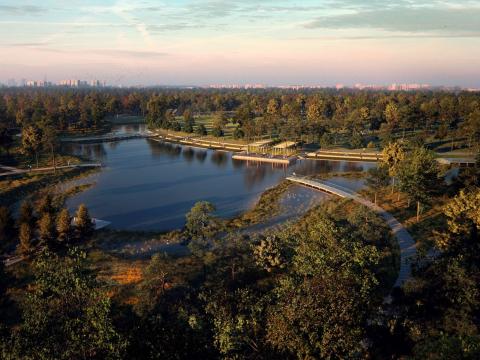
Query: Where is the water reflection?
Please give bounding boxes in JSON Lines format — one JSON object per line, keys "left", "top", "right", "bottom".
{"left": 182, "top": 147, "right": 195, "bottom": 162}
{"left": 293, "top": 159, "right": 372, "bottom": 176}
{"left": 112, "top": 123, "right": 147, "bottom": 135}
{"left": 108, "top": 141, "right": 119, "bottom": 151}
{"left": 211, "top": 151, "right": 228, "bottom": 168}
{"left": 232, "top": 158, "right": 245, "bottom": 169}
{"left": 243, "top": 164, "right": 281, "bottom": 190}
{"left": 147, "top": 140, "right": 182, "bottom": 158}
{"left": 195, "top": 150, "right": 207, "bottom": 163}
{"left": 61, "top": 143, "right": 107, "bottom": 162}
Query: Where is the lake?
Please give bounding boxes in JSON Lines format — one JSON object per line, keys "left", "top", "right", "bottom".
{"left": 63, "top": 125, "right": 376, "bottom": 231}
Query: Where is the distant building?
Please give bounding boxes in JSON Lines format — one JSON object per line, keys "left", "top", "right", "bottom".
{"left": 26, "top": 80, "right": 52, "bottom": 87}
{"left": 58, "top": 79, "right": 105, "bottom": 87}
{"left": 89, "top": 79, "right": 106, "bottom": 87}
{"left": 388, "top": 83, "right": 430, "bottom": 91}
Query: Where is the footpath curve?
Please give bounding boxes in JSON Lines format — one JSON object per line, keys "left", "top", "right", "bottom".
{"left": 286, "top": 176, "right": 416, "bottom": 288}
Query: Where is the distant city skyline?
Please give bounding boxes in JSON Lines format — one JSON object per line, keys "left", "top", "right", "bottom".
{"left": 1, "top": 0, "right": 480, "bottom": 86}
{"left": 5, "top": 78, "right": 479, "bottom": 92}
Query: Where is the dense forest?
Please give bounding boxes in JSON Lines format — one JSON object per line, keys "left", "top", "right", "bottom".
{"left": 1, "top": 87, "right": 479, "bottom": 145}
{"left": 0, "top": 88, "right": 479, "bottom": 359}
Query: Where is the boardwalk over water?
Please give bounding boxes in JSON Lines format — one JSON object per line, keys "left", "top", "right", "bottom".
{"left": 286, "top": 175, "right": 416, "bottom": 288}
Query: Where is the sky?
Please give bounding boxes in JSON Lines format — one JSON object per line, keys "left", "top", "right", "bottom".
{"left": 0, "top": 0, "right": 480, "bottom": 86}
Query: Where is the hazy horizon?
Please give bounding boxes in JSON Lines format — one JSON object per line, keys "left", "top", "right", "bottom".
{"left": 1, "top": 0, "right": 480, "bottom": 87}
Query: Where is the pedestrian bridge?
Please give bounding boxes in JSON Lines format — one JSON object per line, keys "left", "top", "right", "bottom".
{"left": 287, "top": 175, "right": 417, "bottom": 288}
{"left": 286, "top": 176, "right": 356, "bottom": 198}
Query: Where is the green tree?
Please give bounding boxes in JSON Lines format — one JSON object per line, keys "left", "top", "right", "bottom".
{"left": 57, "top": 208, "right": 72, "bottom": 244}
{"left": 183, "top": 109, "right": 195, "bottom": 133}
{"left": 37, "top": 212, "right": 56, "bottom": 247}
{"left": 11, "top": 249, "right": 126, "bottom": 359}
{"left": 203, "top": 288, "right": 268, "bottom": 359}
{"left": 455, "top": 151, "right": 480, "bottom": 188}
{"left": 36, "top": 194, "right": 56, "bottom": 215}
{"left": 384, "top": 102, "right": 400, "bottom": 132}
{"left": 435, "top": 188, "right": 480, "bottom": 257}
{"left": 146, "top": 95, "right": 167, "bottom": 128}
{"left": 138, "top": 253, "right": 171, "bottom": 308}
{"left": 382, "top": 141, "right": 405, "bottom": 194}
{"left": 306, "top": 97, "right": 327, "bottom": 142}
{"left": 266, "top": 214, "right": 380, "bottom": 359}
{"left": 17, "top": 222, "right": 34, "bottom": 256}
{"left": 253, "top": 235, "right": 286, "bottom": 273}
{"left": 233, "top": 127, "right": 244, "bottom": 139}
{"left": 319, "top": 132, "right": 334, "bottom": 148}
{"left": 211, "top": 113, "right": 225, "bottom": 137}
{"left": 466, "top": 108, "right": 480, "bottom": 151}
{"left": 397, "top": 147, "right": 440, "bottom": 221}
{"left": 164, "top": 108, "right": 175, "bottom": 129}
{"left": 213, "top": 110, "right": 228, "bottom": 129}
{"left": 196, "top": 123, "right": 207, "bottom": 136}
{"left": 211, "top": 126, "right": 223, "bottom": 137}
{"left": 398, "top": 257, "right": 480, "bottom": 359}
{"left": 366, "top": 165, "right": 390, "bottom": 205}
{"left": 349, "top": 132, "right": 365, "bottom": 149}
{"left": 21, "top": 125, "right": 42, "bottom": 168}
{"left": 106, "top": 97, "right": 121, "bottom": 116}
{"left": 186, "top": 201, "right": 217, "bottom": 256}
{"left": 41, "top": 124, "right": 58, "bottom": 171}
{"left": 75, "top": 204, "right": 94, "bottom": 240}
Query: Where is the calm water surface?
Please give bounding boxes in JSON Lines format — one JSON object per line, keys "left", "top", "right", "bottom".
{"left": 63, "top": 125, "right": 376, "bottom": 231}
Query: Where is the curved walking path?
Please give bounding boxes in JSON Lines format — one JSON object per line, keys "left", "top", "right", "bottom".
{"left": 0, "top": 163, "right": 102, "bottom": 178}
{"left": 287, "top": 176, "right": 416, "bottom": 288}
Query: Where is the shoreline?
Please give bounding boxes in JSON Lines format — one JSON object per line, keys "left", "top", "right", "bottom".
{"left": 150, "top": 134, "right": 246, "bottom": 151}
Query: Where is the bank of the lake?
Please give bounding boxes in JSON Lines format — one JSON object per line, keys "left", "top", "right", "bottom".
{"left": 62, "top": 125, "right": 376, "bottom": 232}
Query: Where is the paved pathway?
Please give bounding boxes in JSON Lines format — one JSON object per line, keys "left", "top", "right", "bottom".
{"left": 0, "top": 163, "right": 102, "bottom": 178}
{"left": 60, "top": 132, "right": 155, "bottom": 143}
{"left": 287, "top": 176, "right": 416, "bottom": 288}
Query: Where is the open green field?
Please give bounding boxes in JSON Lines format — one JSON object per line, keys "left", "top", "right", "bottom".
{"left": 174, "top": 114, "right": 240, "bottom": 139}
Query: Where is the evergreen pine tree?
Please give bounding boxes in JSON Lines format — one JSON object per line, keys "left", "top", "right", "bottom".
{"left": 75, "top": 204, "right": 93, "bottom": 240}
{"left": 38, "top": 213, "right": 56, "bottom": 247}
{"left": 57, "top": 208, "right": 72, "bottom": 244}
{"left": 18, "top": 223, "right": 34, "bottom": 256}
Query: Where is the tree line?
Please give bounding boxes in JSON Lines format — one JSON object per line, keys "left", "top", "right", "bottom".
{"left": 0, "top": 195, "right": 94, "bottom": 256}
{"left": 1, "top": 88, "right": 479, "bottom": 145}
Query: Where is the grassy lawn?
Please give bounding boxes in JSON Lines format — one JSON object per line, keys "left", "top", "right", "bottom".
{"left": 361, "top": 188, "right": 448, "bottom": 255}
{"left": 157, "top": 127, "right": 248, "bottom": 145}
{"left": 228, "top": 180, "right": 292, "bottom": 228}
{"left": 172, "top": 114, "right": 246, "bottom": 143}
